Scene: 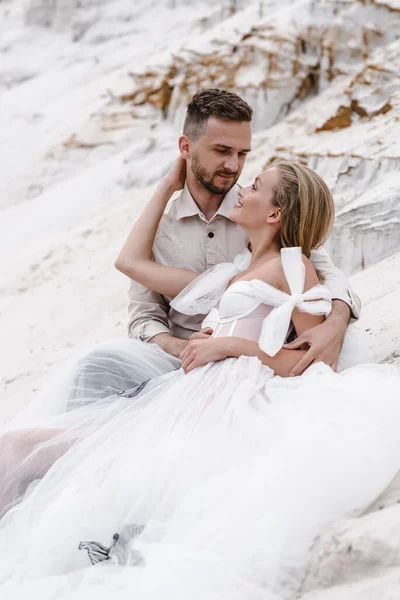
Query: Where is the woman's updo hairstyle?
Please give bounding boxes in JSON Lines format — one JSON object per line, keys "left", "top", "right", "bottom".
{"left": 272, "top": 161, "right": 334, "bottom": 257}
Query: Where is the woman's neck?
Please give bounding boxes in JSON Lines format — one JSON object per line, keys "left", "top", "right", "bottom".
{"left": 247, "top": 230, "right": 281, "bottom": 265}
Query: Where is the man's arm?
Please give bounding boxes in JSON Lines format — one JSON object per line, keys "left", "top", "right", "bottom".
{"left": 309, "top": 247, "right": 361, "bottom": 318}
{"left": 128, "top": 279, "right": 188, "bottom": 358}
{"left": 284, "top": 248, "right": 360, "bottom": 375}
{"left": 150, "top": 333, "right": 188, "bottom": 358}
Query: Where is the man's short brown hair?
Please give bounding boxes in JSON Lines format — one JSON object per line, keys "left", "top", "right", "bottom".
{"left": 183, "top": 88, "right": 253, "bottom": 141}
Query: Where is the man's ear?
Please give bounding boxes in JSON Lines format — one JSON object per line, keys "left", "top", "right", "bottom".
{"left": 266, "top": 206, "right": 282, "bottom": 224}
{"left": 178, "top": 135, "right": 191, "bottom": 160}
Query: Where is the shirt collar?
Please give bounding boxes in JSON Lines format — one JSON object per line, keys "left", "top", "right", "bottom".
{"left": 176, "top": 183, "right": 240, "bottom": 221}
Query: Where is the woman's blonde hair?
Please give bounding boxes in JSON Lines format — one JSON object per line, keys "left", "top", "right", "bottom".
{"left": 272, "top": 161, "right": 334, "bottom": 257}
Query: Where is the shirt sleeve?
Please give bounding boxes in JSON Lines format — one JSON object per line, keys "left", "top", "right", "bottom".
{"left": 309, "top": 247, "right": 361, "bottom": 319}
{"left": 127, "top": 279, "right": 172, "bottom": 342}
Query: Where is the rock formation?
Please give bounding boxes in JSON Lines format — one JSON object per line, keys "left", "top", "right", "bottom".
{"left": 0, "top": 1, "right": 399, "bottom": 597}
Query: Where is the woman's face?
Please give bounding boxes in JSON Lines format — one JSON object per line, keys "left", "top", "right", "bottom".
{"left": 229, "top": 167, "right": 281, "bottom": 229}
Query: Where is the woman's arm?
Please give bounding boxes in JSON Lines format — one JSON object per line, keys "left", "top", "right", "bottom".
{"left": 180, "top": 335, "right": 307, "bottom": 377}
{"left": 218, "top": 339, "right": 309, "bottom": 378}
{"left": 115, "top": 158, "right": 200, "bottom": 299}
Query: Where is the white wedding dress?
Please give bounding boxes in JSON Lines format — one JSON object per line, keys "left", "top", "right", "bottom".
{"left": 1, "top": 248, "right": 400, "bottom": 600}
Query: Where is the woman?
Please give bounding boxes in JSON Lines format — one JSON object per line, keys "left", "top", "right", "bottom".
{"left": 115, "top": 157, "right": 333, "bottom": 377}
{"left": 0, "top": 160, "right": 399, "bottom": 600}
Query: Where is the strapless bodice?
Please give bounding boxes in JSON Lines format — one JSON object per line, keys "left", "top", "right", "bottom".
{"left": 208, "top": 304, "right": 274, "bottom": 344}
{"left": 171, "top": 247, "right": 332, "bottom": 357}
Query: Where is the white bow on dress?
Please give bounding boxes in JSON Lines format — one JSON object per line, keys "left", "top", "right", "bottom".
{"left": 172, "top": 247, "right": 332, "bottom": 357}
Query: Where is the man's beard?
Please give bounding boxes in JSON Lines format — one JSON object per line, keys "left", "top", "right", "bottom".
{"left": 191, "top": 152, "right": 239, "bottom": 195}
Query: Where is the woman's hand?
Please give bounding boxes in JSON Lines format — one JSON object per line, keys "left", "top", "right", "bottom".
{"left": 190, "top": 327, "right": 213, "bottom": 341}
{"left": 180, "top": 337, "right": 230, "bottom": 373}
{"left": 161, "top": 156, "right": 186, "bottom": 193}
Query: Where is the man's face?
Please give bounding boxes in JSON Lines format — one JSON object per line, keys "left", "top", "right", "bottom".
{"left": 188, "top": 117, "right": 252, "bottom": 195}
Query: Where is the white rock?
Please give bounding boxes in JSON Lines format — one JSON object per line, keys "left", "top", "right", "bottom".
{"left": 352, "top": 250, "right": 400, "bottom": 367}
{"left": 0, "top": 4, "right": 400, "bottom": 597}
{"left": 299, "top": 568, "right": 400, "bottom": 600}
{"left": 301, "top": 504, "right": 400, "bottom": 593}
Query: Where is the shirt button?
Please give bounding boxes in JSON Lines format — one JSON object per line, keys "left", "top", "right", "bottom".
{"left": 208, "top": 232, "right": 214, "bottom": 238}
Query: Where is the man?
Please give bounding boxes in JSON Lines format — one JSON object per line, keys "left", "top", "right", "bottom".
{"left": 126, "top": 89, "right": 359, "bottom": 370}
{"left": 69, "top": 88, "right": 359, "bottom": 407}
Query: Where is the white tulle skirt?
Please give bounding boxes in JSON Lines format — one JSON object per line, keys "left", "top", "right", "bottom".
{"left": 1, "top": 340, "right": 400, "bottom": 599}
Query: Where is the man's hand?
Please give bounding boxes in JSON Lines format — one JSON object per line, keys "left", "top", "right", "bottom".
{"left": 181, "top": 338, "right": 228, "bottom": 373}
{"left": 283, "top": 300, "right": 351, "bottom": 376}
{"left": 150, "top": 333, "right": 188, "bottom": 359}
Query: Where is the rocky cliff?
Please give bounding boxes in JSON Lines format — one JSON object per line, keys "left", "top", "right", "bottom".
{"left": 1, "top": 0, "right": 399, "bottom": 274}
{"left": 0, "top": 1, "right": 400, "bottom": 597}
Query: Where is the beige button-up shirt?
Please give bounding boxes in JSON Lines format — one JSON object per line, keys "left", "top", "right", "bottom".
{"left": 128, "top": 184, "right": 360, "bottom": 342}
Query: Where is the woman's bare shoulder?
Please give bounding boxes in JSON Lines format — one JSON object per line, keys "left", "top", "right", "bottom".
{"left": 250, "top": 255, "right": 288, "bottom": 293}
{"left": 252, "top": 252, "right": 319, "bottom": 294}
{"left": 301, "top": 254, "right": 320, "bottom": 289}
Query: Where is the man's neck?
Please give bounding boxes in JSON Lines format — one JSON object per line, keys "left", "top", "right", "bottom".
{"left": 186, "top": 174, "right": 226, "bottom": 222}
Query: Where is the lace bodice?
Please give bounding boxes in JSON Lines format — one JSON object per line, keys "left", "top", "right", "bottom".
{"left": 171, "top": 247, "right": 332, "bottom": 357}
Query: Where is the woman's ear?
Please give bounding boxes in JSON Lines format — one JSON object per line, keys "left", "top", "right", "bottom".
{"left": 266, "top": 206, "right": 282, "bottom": 224}
{"left": 178, "top": 135, "right": 191, "bottom": 160}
